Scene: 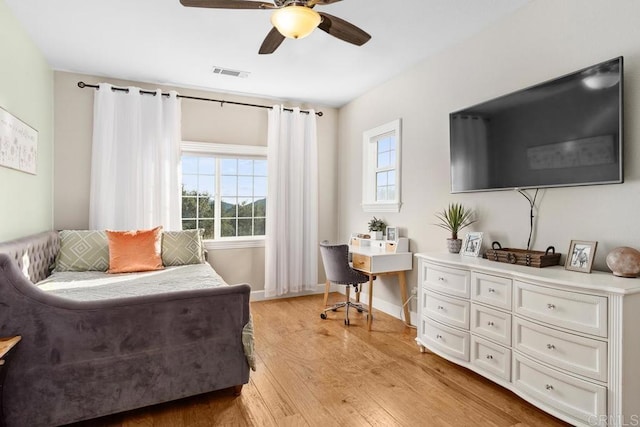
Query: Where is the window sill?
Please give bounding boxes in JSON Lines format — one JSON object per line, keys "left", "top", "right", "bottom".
{"left": 204, "top": 238, "right": 265, "bottom": 250}
{"left": 362, "top": 202, "right": 402, "bottom": 213}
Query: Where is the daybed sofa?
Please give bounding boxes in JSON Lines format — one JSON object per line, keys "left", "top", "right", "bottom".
{"left": 0, "top": 230, "right": 253, "bottom": 427}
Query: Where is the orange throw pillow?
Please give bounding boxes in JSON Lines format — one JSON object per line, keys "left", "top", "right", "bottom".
{"left": 106, "top": 226, "right": 164, "bottom": 274}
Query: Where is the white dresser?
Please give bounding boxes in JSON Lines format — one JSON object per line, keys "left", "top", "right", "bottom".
{"left": 416, "top": 252, "right": 640, "bottom": 427}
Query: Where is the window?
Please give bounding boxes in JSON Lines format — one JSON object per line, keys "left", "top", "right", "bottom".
{"left": 181, "top": 142, "right": 267, "bottom": 247}
{"left": 362, "top": 119, "right": 402, "bottom": 212}
{"left": 375, "top": 134, "right": 396, "bottom": 202}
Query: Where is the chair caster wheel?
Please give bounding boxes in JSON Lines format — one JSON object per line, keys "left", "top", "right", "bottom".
{"left": 344, "top": 319, "right": 350, "bottom": 326}
{"left": 357, "top": 308, "right": 364, "bottom": 313}
{"left": 320, "top": 313, "right": 327, "bottom": 319}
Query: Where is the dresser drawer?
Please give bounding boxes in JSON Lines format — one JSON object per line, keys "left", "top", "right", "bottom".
{"left": 471, "top": 272, "right": 512, "bottom": 310}
{"left": 513, "top": 317, "right": 607, "bottom": 382}
{"left": 424, "top": 264, "right": 470, "bottom": 298}
{"left": 513, "top": 353, "right": 607, "bottom": 425}
{"left": 352, "top": 253, "right": 371, "bottom": 272}
{"left": 471, "top": 335, "right": 511, "bottom": 382}
{"left": 514, "top": 281, "right": 607, "bottom": 337}
{"left": 424, "top": 291, "right": 470, "bottom": 330}
{"left": 471, "top": 303, "right": 511, "bottom": 346}
{"left": 421, "top": 317, "right": 470, "bottom": 362}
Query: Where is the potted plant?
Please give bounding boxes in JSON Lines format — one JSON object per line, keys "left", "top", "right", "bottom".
{"left": 434, "top": 203, "right": 477, "bottom": 253}
{"left": 368, "top": 216, "right": 386, "bottom": 240}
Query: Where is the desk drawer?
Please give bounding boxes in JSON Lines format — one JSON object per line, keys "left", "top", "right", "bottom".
{"left": 421, "top": 317, "right": 470, "bottom": 362}
{"left": 424, "top": 264, "right": 470, "bottom": 298}
{"left": 424, "top": 291, "right": 470, "bottom": 330}
{"left": 471, "top": 335, "right": 511, "bottom": 382}
{"left": 472, "top": 272, "right": 512, "bottom": 310}
{"left": 514, "top": 281, "right": 607, "bottom": 337}
{"left": 352, "top": 253, "right": 371, "bottom": 272}
{"left": 471, "top": 303, "right": 511, "bottom": 346}
{"left": 513, "top": 353, "right": 607, "bottom": 425}
{"left": 513, "top": 317, "right": 607, "bottom": 382}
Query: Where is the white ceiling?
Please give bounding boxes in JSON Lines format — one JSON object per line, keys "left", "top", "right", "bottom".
{"left": 5, "top": 0, "right": 529, "bottom": 108}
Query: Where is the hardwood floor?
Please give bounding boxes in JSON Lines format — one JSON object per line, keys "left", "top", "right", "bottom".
{"left": 71, "top": 294, "right": 569, "bottom": 426}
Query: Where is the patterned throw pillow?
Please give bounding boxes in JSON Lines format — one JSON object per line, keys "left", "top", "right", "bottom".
{"left": 161, "top": 229, "right": 205, "bottom": 266}
{"left": 54, "top": 230, "right": 110, "bottom": 272}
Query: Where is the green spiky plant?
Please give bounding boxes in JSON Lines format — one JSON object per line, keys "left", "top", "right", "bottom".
{"left": 368, "top": 216, "right": 387, "bottom": 233}
{"left": 434, "top": 203, "right": 476, "bottom": 240}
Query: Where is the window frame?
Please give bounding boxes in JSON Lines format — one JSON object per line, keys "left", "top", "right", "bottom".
{"left": 181, "top": 141, "right": 267, "bottom": 250}
{"left": 362, "top": 119, "right": 402, "bottom": 213}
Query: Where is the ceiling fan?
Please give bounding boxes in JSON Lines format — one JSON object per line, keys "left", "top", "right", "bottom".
{"left": 180, "top": 0, "right": 372, "bottom": 54}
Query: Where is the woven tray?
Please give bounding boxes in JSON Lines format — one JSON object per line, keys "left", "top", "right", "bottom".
{"left": 484, "top": 242, "right": 561, "bottom": 268}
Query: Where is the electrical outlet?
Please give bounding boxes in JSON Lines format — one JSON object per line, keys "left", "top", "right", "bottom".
{"left": 411, "top": 287, "right": 418, "bottom": 296}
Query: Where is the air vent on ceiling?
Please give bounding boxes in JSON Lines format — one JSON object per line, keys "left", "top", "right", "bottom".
{"left": 212, "top": 66, "right": 250, "bottom": 78}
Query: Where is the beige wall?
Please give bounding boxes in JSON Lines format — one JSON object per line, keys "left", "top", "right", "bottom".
{"left": 338, "top": 0, "right": 640, "bottom": 312}
{"left": 54, "top": 71, "right": 338, "bottom": 290}
{"left": 0, "top": 0, "right": 53, "bottom": 242}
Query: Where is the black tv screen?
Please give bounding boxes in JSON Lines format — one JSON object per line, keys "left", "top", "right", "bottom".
{"left": 449, "top": 57, "right": 623, "bottom": 193}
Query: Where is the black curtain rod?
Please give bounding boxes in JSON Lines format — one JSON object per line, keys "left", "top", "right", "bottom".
{"left": 77, "top": 81, "right": 323, "bottom": 117}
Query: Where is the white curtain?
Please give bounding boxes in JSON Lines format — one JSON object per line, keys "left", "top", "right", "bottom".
{"left": 265, "top": 106, "right": 318, "bottom": 297}
{"left": 89, "top": 83, "right": 182, "bottom": 231}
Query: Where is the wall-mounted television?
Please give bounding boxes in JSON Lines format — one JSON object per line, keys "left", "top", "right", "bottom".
{"left": 449, "top": 57, "right": 623, "bottom": 193}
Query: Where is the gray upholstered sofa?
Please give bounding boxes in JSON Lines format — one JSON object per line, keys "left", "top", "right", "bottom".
{"left": 0, "top": 231, "right": 252, "bottom": 427}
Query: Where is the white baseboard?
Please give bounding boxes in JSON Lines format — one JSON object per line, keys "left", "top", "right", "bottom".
{"left": 250, "top": 283, "right": 338, "bottom": 302}
{"left": 251, "top": 284, "right": 418, "bottom": 327}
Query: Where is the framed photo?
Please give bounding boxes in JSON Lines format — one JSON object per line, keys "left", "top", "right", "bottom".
{"left": 461, "top": 232, "right": 483, "bottom": 257}
{"left": 0, "top": 106, "right": 38, "bottom": 175}
{"left": 565, "top": 240, "right": 598, "bottom": 273}
{"left": 386, "top": 226, "right": 397, "bottom": 241}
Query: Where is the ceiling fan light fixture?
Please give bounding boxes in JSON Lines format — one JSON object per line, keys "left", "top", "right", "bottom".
{"left": 271, "top": 6, "right": 321, "bottom": 39}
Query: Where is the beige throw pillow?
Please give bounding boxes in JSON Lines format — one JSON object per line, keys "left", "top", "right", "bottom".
{"left": 54, "top": 230, "right": 110, "bottom": 272}
{"left": 161, "top": 229, "right": 205, "bottom": 266}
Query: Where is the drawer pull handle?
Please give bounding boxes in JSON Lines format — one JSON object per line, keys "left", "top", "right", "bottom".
{"left": 547, "top": 303, "right": 556, "bottom": 310}
{"left": 438, "top": 277, "right": 445, "bottom": 282}
{"left": 546, "top": 344, "right": 555, "bottom": 350}
{"left": 437, "top": 305, "right": 444, "bottom": 310}
{"left": 436, "top": 334, "right": 443, "bottom": 340}
{"left": 488, "top": 288, "right": 496, "bottom": 293}
{"left": 486, "top": 355, "right": 493, "bottom": 360}
{"left": 487, "top": 321, "right": 495, "bottom": 327}
{"left": 545, "top": 384, "right": 554, "bottom": 391}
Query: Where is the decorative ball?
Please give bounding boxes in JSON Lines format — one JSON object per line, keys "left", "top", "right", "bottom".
{"left": 606, "top": 247, "right": 640, "bottom": 278}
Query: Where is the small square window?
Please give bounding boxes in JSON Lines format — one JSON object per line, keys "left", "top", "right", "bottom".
{"left": 180, "top": 145, "right": 268, "bottom": 241}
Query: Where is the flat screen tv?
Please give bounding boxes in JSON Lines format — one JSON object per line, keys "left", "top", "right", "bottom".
{"left": 449, "top": 57, "right": 623, "bottom": 193}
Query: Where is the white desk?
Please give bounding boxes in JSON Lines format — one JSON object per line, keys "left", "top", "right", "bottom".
{"left": 324, "top": 241, "right": 413, "bottom": 330}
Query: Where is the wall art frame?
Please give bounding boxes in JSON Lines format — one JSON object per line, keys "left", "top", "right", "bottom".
{"left": 0, "top": 106, "right": 38, "bottom": 175}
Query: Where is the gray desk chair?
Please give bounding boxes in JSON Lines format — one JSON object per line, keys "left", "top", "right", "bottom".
{"left": 319, "top": 241, "right": 369, "bottom": 326}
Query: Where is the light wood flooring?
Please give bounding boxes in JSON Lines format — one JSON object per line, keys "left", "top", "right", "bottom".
{"left": 71, "top": 293, "right": 569, "bottom": 426}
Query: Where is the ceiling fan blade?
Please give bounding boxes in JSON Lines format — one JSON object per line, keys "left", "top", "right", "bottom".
{"left": 306, "top": 0, "right": 343, "bottom": 6}
{"left": 259, "top": 27, "right": 286, "bottom": 54}
{"left": 180, "top": 0, "right": 275, "bottom": 9}
{"left": 318, "top": 12, "right": 371, "bottom": 46}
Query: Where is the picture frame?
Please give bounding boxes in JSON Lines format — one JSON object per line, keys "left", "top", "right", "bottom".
{"left": 461, "top": 232, "right": 483, "bottom": 257}
{"left": 386, "top": 226, "right": 397, "bottom": 241}
{"left": 565, "top": 240, "right": 598, "bottom": 273}
{"left": 0, "top": 106, "right": 38, "bottom": 175}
